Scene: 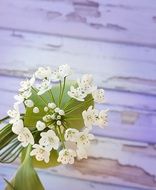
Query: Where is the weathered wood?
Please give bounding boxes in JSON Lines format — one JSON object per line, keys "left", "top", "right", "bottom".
{"left": 1, "top": 137, "right": 156, "bottom": 190}
{"left": 0, "top": 75, "right": 156, "bottom": 143}
{"left": 0, "top": 165, "right": 144, "bottom": 190}
{"left": 0, "top": 29, "right": 156, "bottom": 96}
{"left": 0, "top": 0, "right": 156, "bottom": 47}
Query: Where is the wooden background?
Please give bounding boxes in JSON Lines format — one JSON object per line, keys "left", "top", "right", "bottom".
{"left": 0, "top": 0, "right": 156, "bottom": 189}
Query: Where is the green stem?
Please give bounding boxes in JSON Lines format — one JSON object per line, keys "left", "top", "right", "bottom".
{"left": 49, "top": 89, "right": 55, "bottom": 103}
{"left": 58, "top": 81, "right": 62, "bottom": 107}
{"left": 63, "top": 98, "right": 74, "bottom": 110}
{"left": 64, "top": 117, "right": 81, "bottom": 120}
{"left": 57, "top": 126, "right": 65, "bottom": 148}
{"left": 65, "top": 98, "right": 93, "bottom": 115}
{"left": 59, "top": 77, "right": 66, "bottom": 107}
{"left": 31, "top": 87, "right": 48, "bottom": 105}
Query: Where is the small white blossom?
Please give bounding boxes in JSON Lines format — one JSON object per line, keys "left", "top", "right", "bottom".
{"left": 92, "top": 89, "right": 105, "bottom": 103}
{"left": 97, "top": 109, "right": 108, "bottom": 128}
{"left": 30, "top": 144, "right": 50, "bottom": 163}
{"left": 64, "top": 128, "right": 79, "bottom": 142}
{"left": 14, "top": 94, "right": 24, "bottom": 104}
{"left": 48, "top": 102, "right": 56, "bottom": 109}
{"left": 57, "top": 149, "right": 76, "bottom": 164}
{"left": 51, "top": 64, "right": 72, "bottom": 81}
{"left": 19, "top": 76, "right": 35, "bottom": 99}
{"left": 33, "top": 107, "right": 39, "bottom": 113}
{"left": 39, "top": 130, "right": 59, "bottom": 151}
{"left": 76, "top": 147, "right": 88, "bottom": 160}
{"left": 37, "top": 79, "right": 51, "bottom": 95}
{"left": 17, "top": 127, "right": 34, "bottom": 147}
{"left": 56, "top": 120, "right": 61, "bottom": 126}
{"left": 44, "top": 106, "right": 49, "bottom": 112}
{"left": 36, "top": 121, "right": 46, "bottom": 131}
{"left": 77, "top": 74, "right": 97, "bottom": 94}
{"left": 12, "top": 119, "right": 24, "bottom": 135}
{"left": 54, "top": 107, "right": 60, "bottom": 113}
{"left": 59, "top": 109, "right": 65, "bottom": 116}
{"left": 51, "top": 70, "right": 60, "bottom": 82}
{"left": 20, "top": 89, "right": 32, "bottom": 99}
{"left": 82, "top": 106, "right": 98, "bottom": 129}
{"left": 77, "top": 129, "right": 94, "bottom": 148}
{"left": 7, "top": 104, "right": 20, "bottom": 124}
{"left": 42, "top": 115, "right": 51, "bottom": 122}
{"left": 24, "top": 99, "right": 34, "bottom": 107}
{"left": 58, "top": 64, "right": 72, "bottom": 79}
{"left": 68, "top": 86, "right": 86, "bottom": 101}
{"left": 35, "top": 67, "right": 51, "bottom": 80}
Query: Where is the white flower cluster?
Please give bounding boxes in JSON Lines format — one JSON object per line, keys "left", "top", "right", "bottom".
{"left": 82, "top": 106, "right": 108, "bottom": 129}
{"left": 67, "top": 74, "right": 105, "bottom": 103}
{"left": 7, "top": 64, "right": 108, "bottom": 165}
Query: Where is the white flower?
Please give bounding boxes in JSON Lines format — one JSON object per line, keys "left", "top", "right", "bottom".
{"left": 24, "top": 99, "right": 34, "bottom": 107}
{"left": 42, "top": 115, "right": 51, "bottom": 122}
{"left": 33, "top": 107, "right": 39, "bottom": 113}
{"left": 76, "top": 147, "right": 88, "bottom": 160}
{"left": 37, "top": 79, "right": 51, "bottom": 95}
{"left": 77, "top": 129, "right": 94, "bottom": 148}
{"left": 39, "top": 130, "right": 59, "bottom": 151}
{"left": 82, "top": 106, "right": 98, "bottom": 129}
{"left": 57, "top": 149, "right": 76, "bottom": 164}
{"left": 30, "top": 144, "right": 50, "bottom": 163}
{"left": 92, "top": 89, "right": 105, "bottom": 103}
{"left": 36, "top": 121, "right": 46, "bottom": 131}
{"left": 17, "top": 127, "right": 34, "bottom": 147}
{"left": 12, "top": 119, "right": 24, "bottom": 135}
{"left": 68, "top": 86, "right": 86, "bottom": 101}
{"left": 64, "top": 128, "right": 79, "bottom": 142}
{"left": 48, "top": 102, "right": 56, "bottom": 109}
{"left": 58, "top": 64, "right": 72, "bottom": 79}
{"left": 78, "top": 74, "right": 97, "bottom": 94}
{"left": 97, "top": 109, "right": 108, "bottom": 128}
{"left": 51, "top": 70, "right": 60, "bottom": 82}
{"left": 51, "top": 64, "right": 72, "bottom": 81}
{"left": 20, "top": 89, "right": 32, "bottom": 99}
{"left": 35, "top": 67, "right": 51, "bottom": 80}
{"left": 19, "top": 76, "right": 35, "bottom": 93}
{"left": 18, "top": 76, "right": 35, "bottom": 99}
{"left": 59, "top": 109, "right": 65, "bottom": 116}
{"left": 7, "top": 104, "right": 20, "bottom": 124}
{"left": 44, "top": 106, "right": 49, "bottom": 112}
{"left": 14, "top": 94, "right": 24, "bottom": 104}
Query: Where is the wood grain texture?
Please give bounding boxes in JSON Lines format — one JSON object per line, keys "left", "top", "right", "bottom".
{"left": 1, "top": 137, "right": 156, "bottom": 190}
{"left": 0, "top": 29, "right": 156, "bottom": 96}
{"left": 0, "top": 0, "right": 156, "bottom": 47}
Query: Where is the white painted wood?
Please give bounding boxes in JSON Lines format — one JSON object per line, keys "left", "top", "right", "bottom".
{"left": 1, "top": 137, "right": 156, "bottom": 190}
{"left": 0, "top": 165, "right": 143, "bottom": 190}
{"left": 0, "top": 29, "right": 156, "bottom": 95}
{"left": 0, "top": 0, "right": 156, "bottom": 46}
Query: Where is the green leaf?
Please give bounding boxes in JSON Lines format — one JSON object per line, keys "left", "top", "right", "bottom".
{"left": 5, "top": 145, "right": 44, "bottom": 190}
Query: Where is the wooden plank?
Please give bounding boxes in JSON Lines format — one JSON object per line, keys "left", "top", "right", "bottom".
{"left": 1, "top": 75, "right": 156, "bottom": 143}
{"left": 0, "top": 0, "right": 156, "bottom": 47}
{"left": 1, "top": 137, "right": 156, "bottom": 190}
{"left": 0, "top": 165, "right": 142, "bottom": 190}
{"left": 0, "top": 29, "right": 156, "bottom": 95}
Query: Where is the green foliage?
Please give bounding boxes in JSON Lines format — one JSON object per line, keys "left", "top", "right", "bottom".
{"left": 5, "top": 145, "right": 44, "bottom": 190}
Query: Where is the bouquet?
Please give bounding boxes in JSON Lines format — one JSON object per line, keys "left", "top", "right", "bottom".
{"left": 0, "top": 64, "right": 108, "bottom": 190}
